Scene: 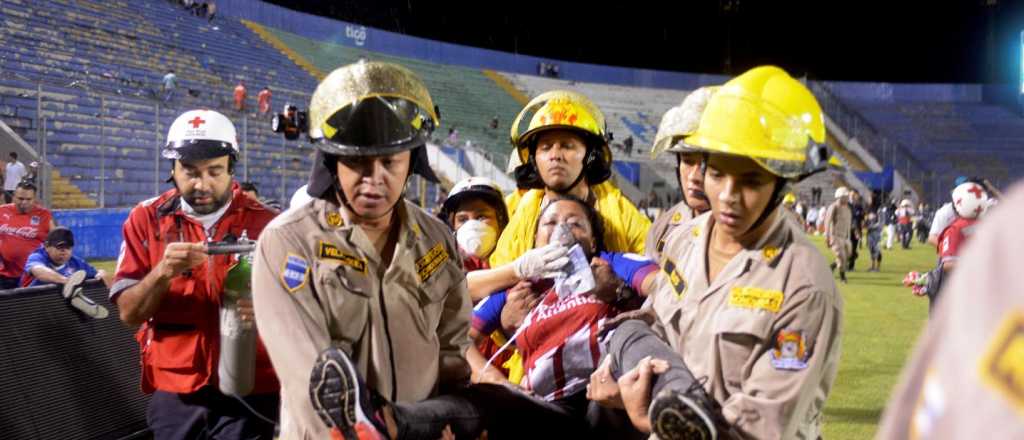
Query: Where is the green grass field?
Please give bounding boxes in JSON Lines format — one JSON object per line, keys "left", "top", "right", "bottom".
{"left": 89, "top": 235, "right": 935, "bottom": 438}
{"left": 810, "top": 235, "right": 934, "bottom": 439}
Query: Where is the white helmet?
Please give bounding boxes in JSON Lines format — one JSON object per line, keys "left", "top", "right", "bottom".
{"left": 163, "top": 109, "right": 239, "bottom": 161}
{"left": 951, "top": 182, "right": 988, "bottom": 219}
{"left": 834, "top": 187, "right": 848, "bottom": 199}
{"left": 439, "top": 177, "right": 508, "bottom": 228}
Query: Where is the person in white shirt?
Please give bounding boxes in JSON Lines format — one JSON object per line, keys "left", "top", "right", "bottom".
{"left": 4, "top": 152, "right": 27, "bottom": 203}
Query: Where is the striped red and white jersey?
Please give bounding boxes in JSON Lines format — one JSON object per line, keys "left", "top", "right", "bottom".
{"left": 518, "top": 290, "right": 617, "bottom": 401}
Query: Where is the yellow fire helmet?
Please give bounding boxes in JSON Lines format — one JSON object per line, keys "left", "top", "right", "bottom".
{"left": 308, "top": 60, "right": 439, "bottom": 156}
{"left": 510, "top": 90, "right": 609, "bottom": 164}
{"left": 650, "top": 86, "right": 720, "bottom": 159}
{"left": 509, "top": 90, "right": 612, "bottom": 188}
{"left": 683, "top": 66, "right": 830, "bottom": 180}
{"left": 783, "top": 192, "right": 797, "bottom": 205}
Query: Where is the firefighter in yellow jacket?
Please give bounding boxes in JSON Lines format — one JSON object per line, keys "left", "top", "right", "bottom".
{"left": 490, "top": 90, "right": 650, "bottom": 268}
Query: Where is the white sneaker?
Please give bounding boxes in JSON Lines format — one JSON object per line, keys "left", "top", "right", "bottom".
{"left": 64, "top": 271, "right": 109, "bottom": 319}
{"left": 62, "top": 270, "right": 87, "bottom": 300}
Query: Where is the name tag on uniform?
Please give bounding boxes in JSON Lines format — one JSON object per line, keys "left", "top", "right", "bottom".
{"left": 281, "top": 254, "right": 309, "bottom": 293}
{"left": 728, "top": 286, "right": 784, "bottom": 313}
{"left": 318, "top": 241, "right": 367, "bottom": 274}
{"left": 416, "top": 243, "right": 449, "bottom": 282}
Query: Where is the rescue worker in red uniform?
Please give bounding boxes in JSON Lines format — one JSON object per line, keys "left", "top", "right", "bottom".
{"left": 0, "top": 180, "right": 55, "bottom": 289}
{"left": 111, "top": 109, "right": 280, "bottom": 439}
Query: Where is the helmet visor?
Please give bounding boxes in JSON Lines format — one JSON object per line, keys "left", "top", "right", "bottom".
{"left": 316, "top": 96, "right": 436, "bottom": 156}
{"left": 685, "top": 94, "right": 828, "bottom": 179}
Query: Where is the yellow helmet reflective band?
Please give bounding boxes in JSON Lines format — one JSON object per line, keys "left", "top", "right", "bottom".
{"left": 510, "top": 90, "right": 607, "bottom": 164}
{"left": 308, "top": 61, "right": 439, "bottom": 156}
{"left": 683, "top": 66, "right": 828, "bottom": 179}
{"left": 651, "top": 86, "right": 719, "bottom": 158}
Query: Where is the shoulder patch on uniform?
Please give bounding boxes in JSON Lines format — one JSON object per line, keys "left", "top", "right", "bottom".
{"left": 979, "top": 311, "right": 1024, "bottom": 414}
{"left": 318, "top": 241, "right": 367, "bottom": 274}
{"left": 729, "top": 286, "right": 784, "bottom": 313}
{"left": 661, "top": 258, "right": 687, "bottom": 300}
{"left": 280, "top": 254, "right": 309, "bottom": 293}
{"left": 416, "top": 243, "right": 449, "bottom": 282}
{"left": 325, "top": 211, "right": 343, "bottom": 227}
{"left": 770, "top": 329, "right": 809, "bottom": 371}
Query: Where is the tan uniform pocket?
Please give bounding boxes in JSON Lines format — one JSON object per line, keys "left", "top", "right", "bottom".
{"left": 714, "top": 308, "right": 773, "bottom": 390}
{"left": 410, "top": 261, "right": 460, "bottom": 336}
{"left": 315, "top": 261, "right": 372, "bottom": 348}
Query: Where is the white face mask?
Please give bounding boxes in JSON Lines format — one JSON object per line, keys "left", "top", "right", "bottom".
{"left": 456, "top": 219, "right": 498, "bottom": 258}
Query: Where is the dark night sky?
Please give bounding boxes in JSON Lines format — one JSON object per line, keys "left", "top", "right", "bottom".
{"left": 264, "top": 0, "right": 1024, "bottom": 84}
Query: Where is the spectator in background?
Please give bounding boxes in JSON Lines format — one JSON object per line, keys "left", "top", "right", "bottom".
{"left": 240, "top": 181, "right": 281, "bottom": 213}
{"left": 447, "top": 127, "right": 459, "bottom": 146}
{"left": 257, "top": 86, "right": 272, "bottom": 116}
{"left": 4, "top": 152, "right": 27, "bottom": 203}
{"left": 206, "top": 0, "right": 216, "bottom": 23}
{"left": 896, "top": 199, "right": 914, "bottom": 249}
{"left": 0, "top": 180, "right": 55, "bottom": 289}
{"left": 24, "top": 161, "right": 39, "bottom": 184}
{"left": 825, "top": 187, "right": 853, "bottom": 283}
{"left": 883, "top": 198, "right": 897, "bottom": 249}
{"left": 848, "top": 190, "right": 865, "bottom": 270}
{"left": 806, "top": 203, "right": 819, "bottom": 234}
{"left": 233, "top": 80, "right": 247, "bottom": 112}
{"left": 161, "top": 70, "right": 176, "bottom": 103}
{"left": 20, "top": 227, "right": 110, "bottom": 288}
{"left": 864, "top": 212, "right": 883, "bottom": 272}
{"left": 239, "top": 181, "right": 260, "bottom": 202}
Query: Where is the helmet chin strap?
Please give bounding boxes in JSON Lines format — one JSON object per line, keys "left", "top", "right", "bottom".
{"left": 744, "top": 178, "right": 787, "bottom": 236}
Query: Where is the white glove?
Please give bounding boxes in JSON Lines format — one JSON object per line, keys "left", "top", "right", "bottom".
{"left": 513, "top": 242, "right": 570, "bottom": 280}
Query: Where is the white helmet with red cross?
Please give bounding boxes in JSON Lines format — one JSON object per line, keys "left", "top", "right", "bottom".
{"left": 163, "top": 109, "right": 239, "bottom": 161}
{"left": 951, "top": 182, "right": 988, "bottom": 219}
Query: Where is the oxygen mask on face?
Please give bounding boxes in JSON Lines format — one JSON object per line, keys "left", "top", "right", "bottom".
{"left": 550, "top": 223, "right": 595, "bottom": 299}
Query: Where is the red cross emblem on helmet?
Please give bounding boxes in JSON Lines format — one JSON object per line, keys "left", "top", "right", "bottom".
{"left": 188, "top": 116, "right": 206, "bottom": 129}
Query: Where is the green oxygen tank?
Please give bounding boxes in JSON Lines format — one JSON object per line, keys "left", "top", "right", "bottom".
{"left": 218, "top": 231, "right": 256, "bottom": 396}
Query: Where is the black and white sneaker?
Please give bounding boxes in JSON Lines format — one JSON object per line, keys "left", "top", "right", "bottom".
{"left": 63, "top": 270, "right": 108, "bottom": 319}
{"left": 309, "top": 347, "right": 389, "bottom": 440}
{"left": 649, "top": 388, "right": 718, "bottom": 440}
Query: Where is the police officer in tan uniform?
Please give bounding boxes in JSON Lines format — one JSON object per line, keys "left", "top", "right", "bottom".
{"left": 644, "top": 87, "right": 715, "bottom": 262}
{"left": 825, "top": 186, "right": 853, "bottom": 283}
{"left": 252, "top": 61, "right": 472, "bottom": 439}
{"left": 878, "top": 183, "right": 1024, "bottom": 439}
{"left": 590, "top": 66, "right": 844, "bottom": 440}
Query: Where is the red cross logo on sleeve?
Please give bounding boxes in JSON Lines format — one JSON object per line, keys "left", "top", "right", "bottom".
{"left": 188, "top": 116, "right": 206, "bottom": 129}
